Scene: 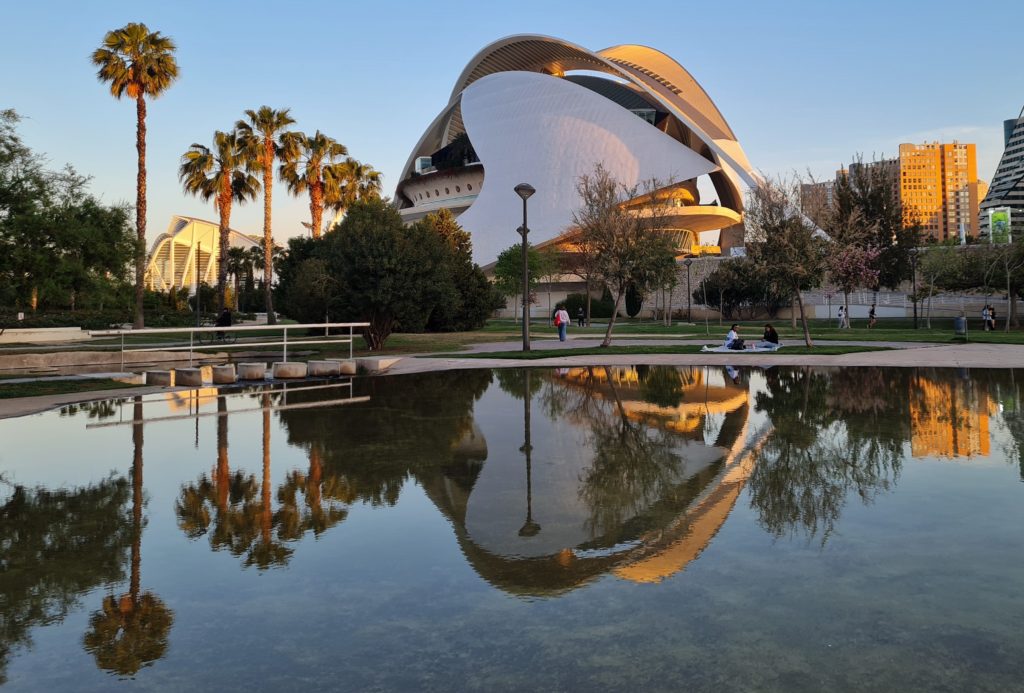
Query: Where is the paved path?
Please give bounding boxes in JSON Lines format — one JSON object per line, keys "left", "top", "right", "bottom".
{"left": 387, "top": 338, "right": 1024, "bottom": 375}
{"left": 4, "top": 338, "right": 1023, "bottom": 420}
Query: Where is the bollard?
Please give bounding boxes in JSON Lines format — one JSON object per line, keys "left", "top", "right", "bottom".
{"left": 212, "top": 364, "right": 237, "bottom": 384}
{"left": 175, "top": 368, "right": 204, "bottom": 387}
{"left": 308, "top": 360, "right": 341, "bottom": 377}
{"left": 146, "top": 370, "right": 174, "bottom": 386}
{"left": 238, "top": 363, "right": 267, "bottom": 381}
{"left": 272, "top": 362, "right": 308, "bottom": 379}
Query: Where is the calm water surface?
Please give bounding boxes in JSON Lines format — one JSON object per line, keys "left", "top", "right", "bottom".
{"left": 2, "top": 366, "right": 1024, "bottom": 691}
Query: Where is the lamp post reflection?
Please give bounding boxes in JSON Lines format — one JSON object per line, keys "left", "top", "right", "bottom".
{"left": 683, "top": 257, "right": 693, "bottom": 322}
{"left": 518, "top": 370, "right": 541, "bottom": 537}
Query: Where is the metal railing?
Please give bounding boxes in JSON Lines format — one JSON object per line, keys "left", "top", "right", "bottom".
{"left": 89, "top": 322, "right": 370, "bottom": 370}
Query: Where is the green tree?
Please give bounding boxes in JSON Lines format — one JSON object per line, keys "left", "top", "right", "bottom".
{"left": 179, "top": 130, "right": 260, "bottom": 311}
{"left": 745, "top": 178, "right": 828, "bottom": 346}
{"left": 417, "top": 209, "right": 500, "bottom": 331}
{"left": 327, "top": 198, "right": 447, "bottom": 348}
{"left": 225, "top": 246, "right": 252, "bottom": 311}
{"left": 572, "top": 164, "right": 676, "bottom": 346}
{"left": 493, "top": 242, "right": 544, "bottom": 324}
{"left": 237, "top": 106, "right": 295, "bottom": 324}
{"left": 91, "top": 22, "right": 179, "bottom": 328}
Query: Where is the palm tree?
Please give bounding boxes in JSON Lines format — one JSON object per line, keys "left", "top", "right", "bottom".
{"left": 328, "top": 158, "right": 383, "bottom": 230}
{"left": 279, "top": 131, "right": 349, "bottom": 240}
{"left": 178, "top": 131, "right": 260, "bottom": 311}
{"left": 225, "top": 246, "right": 251, "bottom": 311}
{"left": 92, "top": 23, "right": 179, "bottom": 329}
{"left": 236, "top": 107, "right": 295, "bottom": 325}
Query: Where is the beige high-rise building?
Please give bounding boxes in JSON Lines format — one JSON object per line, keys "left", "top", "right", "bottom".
{"left": 899, "top": 142, "right": 980, "bottom": 242}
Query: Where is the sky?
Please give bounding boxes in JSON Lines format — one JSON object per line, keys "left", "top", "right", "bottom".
{"left": 2, "top": 0, "right": 1021, "bottom": 247}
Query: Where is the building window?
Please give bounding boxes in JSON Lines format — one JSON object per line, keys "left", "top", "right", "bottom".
{"left": 467, "top": 183, "right": 473, "bottom": 191}
{"left": 456, "top": 185, "right": 461, "bottom": 193}
{"left": 445, "top": 188, "right": 450, "bottom": 195}
{"left": 435, "top": 189, "right": 440, "bottom": 196}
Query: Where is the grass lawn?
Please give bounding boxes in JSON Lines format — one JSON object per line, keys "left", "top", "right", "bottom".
{"left": 442, "top": 344, "right": 889, "bottom": 360}
{"left": 0, "top": 378, "right": 141, "bottom": 399}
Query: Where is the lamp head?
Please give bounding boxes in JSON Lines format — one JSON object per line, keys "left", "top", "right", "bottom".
{"left": 514, "top": 183, "right": 536, "bottom": 200}
{"left": 683, "top": 258, "right": 693, "bottom": 267}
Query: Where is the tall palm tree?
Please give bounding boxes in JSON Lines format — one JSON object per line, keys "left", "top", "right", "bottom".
{"left": 178, "top": 131, "right": 260, "bottom": 311}
{"left": 236, "top": 107, "right": 295, "bottom": 325}
{"left": 92, "top": 23, "right": 179, "bottom": 329}
{"left": 279, "top": 131, "right": 349, "bottom": 240}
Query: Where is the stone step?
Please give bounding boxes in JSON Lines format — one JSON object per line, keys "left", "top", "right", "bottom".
{"left": 237, "top": 363, "right": 267, "bottom": 380}
{"left": 272, "top": 362, "right": 308, "bottom": 379}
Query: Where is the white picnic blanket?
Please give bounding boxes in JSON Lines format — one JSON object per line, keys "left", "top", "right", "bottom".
{"left": 700, "top": 343, "right": 782, "bottom": 353}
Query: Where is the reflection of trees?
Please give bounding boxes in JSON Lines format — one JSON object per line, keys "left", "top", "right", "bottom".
{"left": 175, "top": 393, "right": 296, "bottom": 570}
{"left": 749, "top": 367, "right": 904, "bottom": 543}
{"left": 59, "top": 398, "right": 122, "bottom": 420}
{"left": 0, "top": 475, "right": 133, "bottom": 684}
{"left": 637, "top": 366, "right": 685, "bottom": 408}
{"left": 577, "top": 368, "right": 685, "bottom": 540}
{"left": 276, "top": 371, "right": 493, "bottom": 507}
{"left": 83, "top": 397, "right": 173, "bottom": 677}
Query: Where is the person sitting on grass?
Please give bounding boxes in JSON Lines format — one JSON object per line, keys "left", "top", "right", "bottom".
{"left": 725, "top": 324, "right": 745, "bottom": 350}
{"left": 758, "top": 324, "right": 780, "bottom": 348}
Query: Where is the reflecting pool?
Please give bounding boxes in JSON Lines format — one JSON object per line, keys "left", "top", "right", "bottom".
{"left": 2, "top": 367, "right": 1024, "bottom": 691}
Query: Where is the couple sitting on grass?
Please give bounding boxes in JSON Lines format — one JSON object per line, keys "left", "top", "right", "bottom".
{"left": 724, "top": 323, "right": 780, "bottom": 351}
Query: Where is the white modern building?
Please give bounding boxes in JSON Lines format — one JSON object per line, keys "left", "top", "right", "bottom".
{"left": 144, "top": 215, "right": 261, "bottom": 294}
{"left": 980, "top": 106, "right": 1024, "bottom": 238}
{"left": 395, "top": 35, "right": 759, "bottom": 265}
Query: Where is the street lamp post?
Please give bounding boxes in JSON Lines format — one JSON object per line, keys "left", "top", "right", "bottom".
{"left": 195, "top": 240, "right": 202, "bottom": 328}
{"left": 910, "top": 248, "right": 919, "bottom": 329}
{"left": 683, "top": 258, "right": 693, "bottom": 322}
{"left": 514, "top": 183, "right": 536, "bottom": 352}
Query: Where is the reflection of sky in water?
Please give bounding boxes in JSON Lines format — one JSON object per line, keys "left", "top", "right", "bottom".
{"left": 1, "top": 368, "right": 1023, "bottom": 691}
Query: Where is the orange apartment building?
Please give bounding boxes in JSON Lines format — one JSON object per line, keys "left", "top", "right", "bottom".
{"left": 899, "top": 142, "right": 982, "bottom": 242}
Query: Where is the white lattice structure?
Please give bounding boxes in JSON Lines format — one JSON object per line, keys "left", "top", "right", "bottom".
{"left": 144, "top": 216, "right": 261, "bottom": 294}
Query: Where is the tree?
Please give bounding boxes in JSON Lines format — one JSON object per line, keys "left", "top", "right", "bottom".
{"left": 493, "top": 242, "right": 544, "bottom": 323}
{"left": 225, "top": 246, "right": 252, "bottom": 311}
{"left": 417, "top": 209, "right": 500, "bottom": 331}
{"left": 279, "top": 130, "right": 348, "bottom": 240}
{"left": 179, "top": 130, "right": 260, "bottom": 311}
{"left": 832, "top": 156, "right": 920, "bottom": 289}
{"left": 237, "top": 106, "right": 295, "bottom": 324}
{"left": 325, "top": 198, "right": 447, "bottom": 349}
{"left": 745, "top": 177, "right": 828, "bottom": 346}
{"left": 92, "top": 23, "right": 179, "bottom": 328}
{"left": 0, "top": 117, "right": 135, "bottom": 312}
{"left": 571, "top": 164, "right": 676, "bottom": 346}
{"left": 828, "top": 245, "right": 881, "bottom": 326}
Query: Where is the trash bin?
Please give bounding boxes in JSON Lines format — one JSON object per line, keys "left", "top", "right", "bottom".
{"left": 954, "top": 316, "right": 967, "bottom": 335}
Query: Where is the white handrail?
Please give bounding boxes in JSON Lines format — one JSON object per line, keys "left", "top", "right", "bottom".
{"left": 88, "top": 322, "right": 370, "bottom": 370}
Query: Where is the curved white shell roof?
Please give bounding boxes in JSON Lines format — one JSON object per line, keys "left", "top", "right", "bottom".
{"left": 458, "top": 72, "right": 719, "bottom": 263}
{"left": 397, "top": 34, "right": 758, "bottom": 264}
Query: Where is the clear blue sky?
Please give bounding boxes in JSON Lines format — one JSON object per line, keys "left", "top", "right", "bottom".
{"left": 2, "top": 0, "right": 1020, "bottom": 245}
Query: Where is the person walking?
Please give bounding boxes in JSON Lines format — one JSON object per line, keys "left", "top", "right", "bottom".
{"left": 982, "top": 305, "right": 991, "bottom": 331}
{"left": 990, "top": 306, "right": 998, "bottom": 331}
{"left": 836, "top": 305, "right": 845, "bottom": 329}
{"left": 555, "top": 306, "right": 571, "bottom": 342}
{"left": 576, "top": 307, "right": 585, "bottom": 328}
{"left": 868, "top": 304, "right": 877, "bottom": 328}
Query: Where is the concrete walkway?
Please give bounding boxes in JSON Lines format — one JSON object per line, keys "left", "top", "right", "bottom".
{"left": 4, "top": 337, "right": 1023, "bottom": 420}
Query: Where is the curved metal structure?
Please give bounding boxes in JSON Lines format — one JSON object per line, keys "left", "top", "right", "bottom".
{"left": 144, "top": 215, "right": 261, "bottom": 293}
{"left": 395, "top": 35, "right": 758, "bottom": 263}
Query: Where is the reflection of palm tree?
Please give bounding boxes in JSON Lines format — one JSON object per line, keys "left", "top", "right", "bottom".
{"left": 244, "top": 394, "right": 293, "bottom": 569}
{"left": 83, "top": 397, "right": 173, "bottom": 676}
{"left": 277, "top": 447, "right": 350, "bottom": 540}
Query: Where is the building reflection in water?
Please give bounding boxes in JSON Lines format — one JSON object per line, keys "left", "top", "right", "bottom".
{"left": 421, "top": 366, "right": 758, "bottom": 596}
{"left": 909, "top": 371, "right": 993, "bottom": 459}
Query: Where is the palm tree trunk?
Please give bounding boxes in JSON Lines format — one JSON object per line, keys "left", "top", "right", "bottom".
{"left": 262, "top": 145, "right": 277, "bottom": 325}
{"left": 134, "top": 96, "right": 147, "bottom": 329}
{"left": 311, "top": 181, "right": 323, "bottom": 240}
{"left": 217, "top": 175, "right": 232, "bottom": 313}
{"left": 216, "top": 395, "right": 229, "bottom": 511}
{"left": 261, "top": 394, "right": 272, "bottom": 544}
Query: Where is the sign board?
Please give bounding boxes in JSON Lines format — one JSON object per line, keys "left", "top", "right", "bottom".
{"left": 990, "top": 207, "right": 1012, "bottom": 244}
{"left": 729, "top": 246, "right": 746, "bottom": 257}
